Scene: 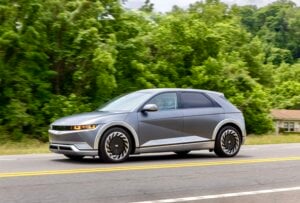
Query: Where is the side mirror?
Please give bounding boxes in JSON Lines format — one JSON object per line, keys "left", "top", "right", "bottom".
{"left": 142, "top": 104, "right": 158, "bottom": 112}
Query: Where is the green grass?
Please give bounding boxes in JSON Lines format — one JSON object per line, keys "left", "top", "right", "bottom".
{"left": 245, "top": 134, "right": 300, "bottom": 145}
{"left": 0, "top": 139, "right": 49, "bottom": 155}
{"left": 0, "top": 134, "right": 299, "bottom": 155}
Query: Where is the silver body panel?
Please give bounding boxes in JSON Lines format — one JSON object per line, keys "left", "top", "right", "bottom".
{"left": 49, "top": 88, "right": 246, "bottom": 156}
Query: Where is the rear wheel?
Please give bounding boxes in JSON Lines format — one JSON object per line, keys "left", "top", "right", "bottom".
{"left": 99, "top": 127, "right": 132, "bottom": 163}
{"left": 214, "top": 126, "right": 241, "bottom": 157}
{"left": 64, "top": 155, "right": 84, "bottom": 160}
{"left": 174, "top": 151, "right": 190, "bottom": 156}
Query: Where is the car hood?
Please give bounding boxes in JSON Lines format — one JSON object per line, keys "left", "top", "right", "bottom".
{"left": 51, "top": 111, "right": 128, "bottom": 126}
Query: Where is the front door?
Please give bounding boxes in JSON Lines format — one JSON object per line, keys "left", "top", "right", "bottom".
{"left": 138, "top": 92, "right": 184, "bottom": 147}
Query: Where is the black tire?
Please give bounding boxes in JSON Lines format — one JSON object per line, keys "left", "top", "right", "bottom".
{"left": 174, "top": 151, "right": 190, "bottom": 156}
{"left": 99, "top": 127, "right": 132, "bottom": 163}
{"left": 214, "top": 126, "right": 241, "bottom": 157}
{"left": 64, "top": 155, "right": 84, "bottom": 160}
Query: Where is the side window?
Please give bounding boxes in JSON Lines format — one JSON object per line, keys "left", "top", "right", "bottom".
{"left": 181, "top": 92, "right": 214, "bottom": 108}
{"left": 148, "top": 93, "right": 178, "bottom": 111}
{"left": 283, "top": 122, "right": 289, "bottom": 131}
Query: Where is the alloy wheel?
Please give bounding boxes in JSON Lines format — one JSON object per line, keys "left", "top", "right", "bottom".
{"left": 104, "top": 131, "right": 130, "bottom": 161}
{"left": 220, "top": 129, "right": 240, "bottom": 155}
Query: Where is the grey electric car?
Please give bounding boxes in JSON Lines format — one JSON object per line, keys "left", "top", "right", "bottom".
{"left": 49, "top": 88, "right": 246, "bottom": 162}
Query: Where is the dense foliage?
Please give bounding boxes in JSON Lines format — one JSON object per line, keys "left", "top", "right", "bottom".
{"left": 0, "top": 0, "right": 299, "bottom": 141}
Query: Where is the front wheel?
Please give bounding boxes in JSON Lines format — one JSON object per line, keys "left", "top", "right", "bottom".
{"left": 99, "top": 127, "right": 132, "bottom": 163}
{"left": 214, "top": 126, "right": 241, "bottom": 157}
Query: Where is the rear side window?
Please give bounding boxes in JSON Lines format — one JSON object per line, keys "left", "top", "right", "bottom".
{"left": 181, "top": 92, "right": 214, "bottom": 108}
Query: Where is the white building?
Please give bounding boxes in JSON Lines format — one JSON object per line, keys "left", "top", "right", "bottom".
{"left": 271, "top": 109, "right": 300, "bottom": 135}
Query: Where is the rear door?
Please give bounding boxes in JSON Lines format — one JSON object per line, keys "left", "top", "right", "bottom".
{"left": 180, "top": 92, "right": 225, "bottom": 140}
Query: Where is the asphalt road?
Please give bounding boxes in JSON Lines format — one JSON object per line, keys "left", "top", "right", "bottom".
{"left": 0, "top": 143, "right": 299, "bottom": 203}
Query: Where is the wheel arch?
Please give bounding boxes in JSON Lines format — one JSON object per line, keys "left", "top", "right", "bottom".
{"left": 94, "top": 121, "right": 139, "bottom": 153}
{"left": 212, "top": 119, "right": 245, "bottom": 143}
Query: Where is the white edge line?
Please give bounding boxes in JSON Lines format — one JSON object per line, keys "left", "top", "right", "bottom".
{"left": 0, "top": 158, "right": 17, "bottom": 161}
{"left": 131, "top": 186, "right": 300, "bottom": 203}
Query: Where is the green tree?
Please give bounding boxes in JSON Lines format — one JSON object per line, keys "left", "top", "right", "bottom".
{"left": 237, "top": 0, "right": 300, "bottom": 61}
{"left": 271, "top": 63, "right": 300, "bottom": 109}
{"left": 0, "top": 0, "right": 121, "bottom": 140}
{"left": 1, "top": 0, "right": 300, "bottom": 141}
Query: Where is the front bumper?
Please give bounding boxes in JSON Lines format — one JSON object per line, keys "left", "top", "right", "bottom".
{"left": 49, "top": 143, "right": 98, "bottom": 156}
{"left": 48, "top": 128, "right": 99, "bottom": 156}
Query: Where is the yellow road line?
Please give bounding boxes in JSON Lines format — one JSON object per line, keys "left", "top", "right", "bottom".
{"left": 0, "top": 157, "right": 299, "bottom": 178}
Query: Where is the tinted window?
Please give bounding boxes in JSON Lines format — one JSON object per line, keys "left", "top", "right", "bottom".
{"left": 148, "top": 93, "right": 178, "bottom": 111}
{"left": 181, "top": 92, "right": 214, "bottom": 108}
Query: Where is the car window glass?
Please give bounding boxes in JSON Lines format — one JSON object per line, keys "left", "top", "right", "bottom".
{"left": 181, "top": 92, "right": 214, "bottom": 108}
{"left": 98, "top": 92, "right": 152, "bottom": 112}
{"left": 148, "top": 93, "right": 178, "bottom": 111}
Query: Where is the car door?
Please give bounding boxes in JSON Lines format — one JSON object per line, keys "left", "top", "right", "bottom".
{"left": 138, "top": 92, "right": 184, "bottom": 147}
{"left": 180, "top": 92, "right": 225, "bottom": 140}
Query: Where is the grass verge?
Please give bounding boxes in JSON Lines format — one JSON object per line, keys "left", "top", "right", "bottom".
{"left": 0, "top": 134, "right": 299, "bottom": 155}
{"left": 0, "top": 139, "right": 49, "bottom": 155}
{"left": 245, "top": 134, "right": 300, "bottom": 145}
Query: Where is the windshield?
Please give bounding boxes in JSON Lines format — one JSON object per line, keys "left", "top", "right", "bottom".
{"left": 98, "top": 92, "right": 152, "bottom": 112}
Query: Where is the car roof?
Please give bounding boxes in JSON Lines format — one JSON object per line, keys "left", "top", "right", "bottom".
{"left": 137, "top": 88, "right": 224, "bottom": 96}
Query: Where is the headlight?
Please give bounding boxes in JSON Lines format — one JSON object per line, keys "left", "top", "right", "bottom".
{"left": 71, "top": 125, "right": 98, "bottom": 130}
{"left": 51, "top": 125, "right": 98, "bottom": 131}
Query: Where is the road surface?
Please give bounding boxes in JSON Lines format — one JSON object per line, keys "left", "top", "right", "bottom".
{"left": 0, "top": 143, "right": 299, "bottom": 203}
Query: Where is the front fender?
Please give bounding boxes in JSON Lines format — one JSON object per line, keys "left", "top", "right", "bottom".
{"left": 93, "top": 121, "right": 139, "bottom": 149}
